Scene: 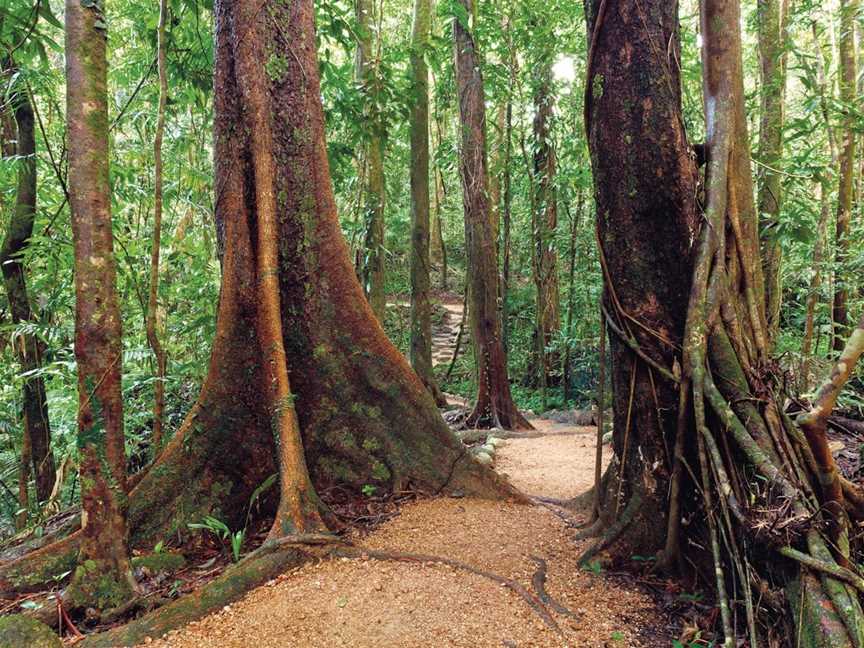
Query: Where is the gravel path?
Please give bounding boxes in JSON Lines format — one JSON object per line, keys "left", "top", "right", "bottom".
{"left": 141, "top": 423, "right": 668, "bottom": 648}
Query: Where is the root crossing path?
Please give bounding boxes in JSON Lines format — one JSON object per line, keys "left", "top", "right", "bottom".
{"left": 142, "top": 422, "right": 669, "bottom": 647}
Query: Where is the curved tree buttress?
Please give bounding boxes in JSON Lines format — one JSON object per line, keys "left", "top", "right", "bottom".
{"left": 127, "top": 0, "right": 516, "bottom": 543}
{"left": 584, "top": 0, "right": 864, "bottom": 645}
{"left": 0, "top": 0, "right": 516, "bottom": 598}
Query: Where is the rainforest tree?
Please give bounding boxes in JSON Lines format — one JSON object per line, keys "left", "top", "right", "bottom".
{"left": 584, "top": 0, "right": 864, "bottom": 645}
{"left": 64, "top": 0, "right": 137, "bottom": 612}
{"left": 0, "top": 70, "right": 55, "bottom": 506}
{"left": 452, "top": 0, "right": 530, "bottom": 430}
{"left": 409, "top": 0, "right": 446, "bottom": 406}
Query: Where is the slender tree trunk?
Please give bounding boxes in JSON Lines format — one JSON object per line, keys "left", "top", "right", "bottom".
{"left": 356, "top": 0, "right": 386, "bottom": 321}
{"left": 0, "top": 77, "right": 56, "bottom": 504}
{"left": 409, "top": 0, "right": 446, "bottom": 406}
{"left": 562, "top": 189, "right": 584, "bottom": 401}
{"left": 802, "top": 175, "right": 832, "bottom": 383}
{"left": 452, "top": 0, "right": 530, "bottom": 430}
{"left": 431, "top": 89, "right": 448, "bottom": 289}
{"left": 757, "top": 0, "right": 789, "bottom": 346}
{"left": 832, "top": 0, "right": 859, "bottom": 351}
{"left": 65, "top": 0, "right": 136, "bottom": 612}
{"left": 146, "top": 0, "right": 169, "bottom": 451}
{"left": 531, "top": 55, "right": 560, "bottom": 386}
{"left": 501, "top": 99, "right": 513, "bottom": 353}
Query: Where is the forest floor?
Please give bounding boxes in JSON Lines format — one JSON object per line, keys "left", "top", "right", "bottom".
{"left": 136, "top": 299, "right": 680, "bottom": 648}
{"left": 141, "top": 417, "right": 675, "bottom": 648}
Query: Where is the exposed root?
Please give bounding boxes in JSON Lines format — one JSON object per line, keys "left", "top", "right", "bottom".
{"left": 78, "top": 543, "right": 326, "bottom": 647}
{"left": 530, "top": 556, "right": 577, "bottom": 618}
{"left": 330, "top": 545, "right": 562, "bottom": 633}
{"left": 530, "top": 497, "right": 585, "bottom": 528}
{"left": 576, "top": 492, "right": 641, "bottom": 566}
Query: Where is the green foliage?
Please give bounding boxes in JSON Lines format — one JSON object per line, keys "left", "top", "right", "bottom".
{"left": 187, "top": 515, "right": 245, "bottom": 563}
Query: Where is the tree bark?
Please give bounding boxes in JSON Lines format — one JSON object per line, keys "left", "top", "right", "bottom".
{"left": 64, "top": 0, "right": 137, "bottom": 611}
{"left": 126, "top": 0, "right": 517, "bottom": 544}
{"left": 531, "top": 54, "right": 560, "bottom": 386}
{"left": 0, "top": 74, "right": 56, "bottom": 504}
{"left": 452, "top": 0, "right": 530, "bottom": 430}
{"left": 832, "top": 0, "right": 859, "bottom": 352}
{"left": 409, "top": 0, "right": 446, "bottom": 407}
{"left": 584, "top": 0, "right": 698, "bottom": 552}
{"left": 585, "top": 0, "right": 864, "bottom": 644}
{"left": 356, "top": 0, "right": 386, "bottom": 321}
{"left": 756, "top": 0, "right": 789, "bottom": 347}
{"left": 146, "top": 0, "right": 169, "bottom": 451}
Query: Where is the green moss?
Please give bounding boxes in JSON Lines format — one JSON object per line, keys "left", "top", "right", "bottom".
{"left": 592, "top": 74, "right": 604, "bottom": 100}
{"left": 265, "top": 53, "right": 289, "bottom": 81}
{"left": 324, "top": 427, "right": 357, "bottom": 450}
{"left": 316, "top": 456, "right": 360, "bottom": 484}
{"left": 66, "top": 559, "right": 134, "bottom": 611}
{"left": 0, "top": 615, "right": 61, "bottom": 648}
{"left": 131, "top": 552, "right": 186, "bottom": 575}
{"left": 6, "top": 547, "right": 77, "bottom": 590}
{"left": 362, "top": 437, "right": 381, "bottom": 452}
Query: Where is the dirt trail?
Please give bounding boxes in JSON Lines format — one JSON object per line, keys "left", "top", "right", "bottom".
{"left": 142, "top": 422, "right": 668, "bottom": 648}
{"left": 140, "top": 302, "right": 668, "bottom": 647}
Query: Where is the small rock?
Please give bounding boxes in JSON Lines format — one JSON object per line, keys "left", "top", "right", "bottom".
{"left": 481, "top": 444, "right": 496, "bottom": 455}
{"left": 829, "top": 440, "right": 844, "bottom": 454}
{"left": 474, "top": 451, "right": 493, "bottom": 465}
{"left": 486, "top": 437, "right": 504, "bottom": 447}
{"left": 602, "top": 432, "right": 613, "bottom": 445}
{"left": 457, "top": 428, "right": 488, "bottom": 444}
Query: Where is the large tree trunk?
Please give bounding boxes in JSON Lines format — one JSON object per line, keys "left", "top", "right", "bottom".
{"left": 832, "top": 0, "right": 858, "bottom": 352}
{"left": 64, "top": 0, "right": 137, "bottom": 612}
{"left": 452, "top": 0, "right": 530, "bottom": 430}
{"left": 356, "top": 0, "right": 386, "bottom": 322}
{"left": 126, "top": 0, "right": 515, "bottom": 543}
{"left": 584, "top": 0, "right": 864, "bottom": 645}
{"left": 409, "top": 0, "right": 446, "bottom": 407}
{"left": 756, "top": 0, "right": 789, "bottom": 347}
{"left": 0, "top": 0, "right": 517, "bottom": 602}
{"left": 0, "top": 76, "right": 56, "bottom": 504}
{"left": 530, "top": 54, "right": 560, "bottom": 387}
{"left": 584, "top": 0, "right": 699, "bottom": 554}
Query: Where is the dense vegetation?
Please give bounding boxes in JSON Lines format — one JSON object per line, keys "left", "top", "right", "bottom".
{"left": 0, "top": 0, "right": 862, "bottom": 644}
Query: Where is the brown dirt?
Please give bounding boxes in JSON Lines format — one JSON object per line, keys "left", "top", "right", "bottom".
{"left": 140, "top": 420, "right": 670, "bottom": 648}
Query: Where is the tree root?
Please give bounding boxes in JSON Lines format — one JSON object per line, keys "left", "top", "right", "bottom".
{"left": 78, "top": 543, "right": 326, "bottom": 647}
{"left": 780, "top": 546, "right": 864, "bottom": 595}
{"left": 0, "top": 531, "right": 81, "bottom": 596}
{"left": 76, "top": 531, "right": 568, "bottom": 645}
{"left": 530, "top": 497, "right": 585, "bottom": 529}
{"left": 530, "top": 556, "right": 577, "bottom": 618}
{"left": 330, "top": 545, "right": 562, "bottom": 633}
{"left": 576, "top": 492, "right": 641, "bottom": 566}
